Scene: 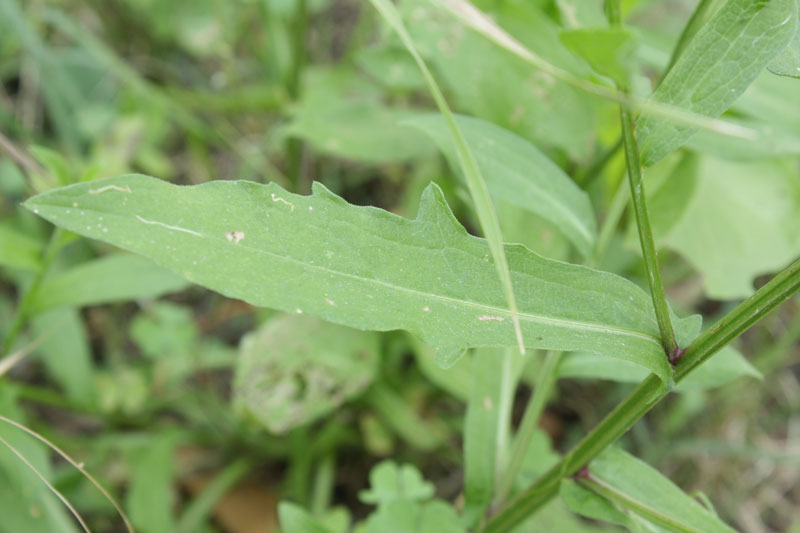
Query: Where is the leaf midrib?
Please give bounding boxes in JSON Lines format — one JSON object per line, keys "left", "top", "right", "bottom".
{"left": 58, "top": 204, "right": 662, "bottom": 348}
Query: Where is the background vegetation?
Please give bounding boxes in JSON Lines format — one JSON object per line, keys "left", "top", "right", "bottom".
{"left": 0, "top": 0, "right": 799, "bottom": 531}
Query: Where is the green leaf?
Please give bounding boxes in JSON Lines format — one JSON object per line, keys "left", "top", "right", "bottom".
{"left": 371, "top": 0, "right": 527, "bottom": 354}
{"left": 0, "top": 388, "right": 79, "bottom": 533}
{"left": 637, "top": 0, "right": 798, "bottom": 166}
{"left": 279, "top": 502, "right": 335, "bottom": 533}
{"left": 30, "top": 253, "right": 189, "bottom": 313}
{"left": 657, "top": 156, "right": 800, "bottom": 299}
{"left": 126, "top": 433, "right": 177, "bottom": 533}
{"left": 558, "top": 346, "right": 761, "bottom": 392}
{"left": 25, "top": 174, "right": 687, "bottom": 383}
{"left": 359, "top": 461, "right": 435, "bottom": 506}
{"left": 410, "top": 338, "right": 472, "bottom": 401}
{"left": 586, "top": 447, "right": 737, "bottom": 533}
{"left": 234, "top": 314, "right": 380, "bottom": 433}
{"left": 366, "top": 385, "right": 448, "bottom": 451}
{"left": 284, "top": 101, "right": 436, "bottom": 164}
{"left": 0, "top": 223, "right": 42, "bottom": 272}
{"left": 32, "top": 307, "right": 95, "bottom": 406}
{"left": 463, "top": 348, "right": 517, "bottom": 525}
{"left": 559, "top": 479, "right": 631, "bottom": 528}
{"left": 401, "top": 0, "right": 596, "bottom": 159}
{"left": 406, "top": 114, "right": 597, "bottom": 257}
{"left": 768, "top": 5, "right": 800, "bottom": 78}
{"left": 560, "top": 27, "right": 638, "bottom": 86}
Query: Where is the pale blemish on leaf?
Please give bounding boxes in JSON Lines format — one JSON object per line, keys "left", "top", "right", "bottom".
{"left": 89, "top": 184, "right": 132, "bottom": 195}
{"left": 225, "top": 230, "right": 245, "bottom": 244}
{"left": 271, "top": 193, "right": 295, "bottom": 211}
{"left": 135, "top": 215, "right": 203, "bottom": 237}
{"left": 478, "top": 315, "right": 505, "bottom": 322}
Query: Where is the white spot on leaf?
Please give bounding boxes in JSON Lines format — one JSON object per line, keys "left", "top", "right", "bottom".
{"left": 478, "top": 315, "right": 505, "bottom": 322}
{"left": 225, "top": 230, "right": 245, "bottom": 244}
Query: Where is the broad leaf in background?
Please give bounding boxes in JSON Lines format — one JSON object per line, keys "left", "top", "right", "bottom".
{"left": 560, "top": 27, "right": 638, "bottom": 87}
{"left": 637, "top": 0, "right": 798, "bottom": 167}
{"left": 558, "top": 346, "right": 762, "bottom": 392}
{"left": 29, "top": 253, "right": 189, "bottom": 313}
{"left": 26, "top": 174, "right": 694, "bottom": 383}
{"left": 401, "top": 0, "right": 596, "bottom": 160}
{"left": 656, "top": 156, "right": 800, "bottom": 299}
{"left": 407, "top": 114, "right": 597, "bottom": 257}
{"left": 768, "top": 12, "right": 800, "bottom": 78}
{"left": 581, "top": 447, "right": 737, "bottom": 532}
{"left": 234, "top": 314, "right": 379, "bottom": 433}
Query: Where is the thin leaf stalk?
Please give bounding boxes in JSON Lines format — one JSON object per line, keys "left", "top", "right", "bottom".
{"left": 608, "top": 0, "right": 678, "bottom": 358}
{"left": 493, "top": 351, "right": 562, "bottom": 508}
{"left": 483, "top": 256, "right": 800, "bottom": 532}
{"left": 619, "top": 108, "right": 679, "bottom": 358}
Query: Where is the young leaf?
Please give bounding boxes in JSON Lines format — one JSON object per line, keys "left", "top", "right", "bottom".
{"left": 234, "top": 314, "right": 380, "bottom": 434}
{"left": 637, "top": 0, "right": 798, "bottom": 166}
{"left": 25, "top": 175, "right": 688, "bottom": 382}
{"left": 584, "top": 447, "right": 737, "bottom": 532}
{"left": 406, "top": 114, "right": 597, "bottom": 257}
{"left": 559, "top": 27, "right": 638, "bottom": 87}
{"left": 359, "top": 462, "right": 435, "bottom": 506}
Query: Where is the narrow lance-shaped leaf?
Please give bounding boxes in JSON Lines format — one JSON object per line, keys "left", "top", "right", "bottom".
{"left": 26, "top": 174, "right": 690, "bottom": 382}
{"left": 368, "top": 0, "right": 527, "bottom": 354}
{"left": 406, "top": 114, "right": 597, "bottom": 258}
{"left": 638, "top": 0, "right": 798, "bottom": 166}
{"left": 580, "top": 447, "right": 737, "bottom": 533}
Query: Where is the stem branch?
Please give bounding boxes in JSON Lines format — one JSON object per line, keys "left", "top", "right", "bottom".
{"left": 483, "top": 256, "right": 800, "bottom": 532}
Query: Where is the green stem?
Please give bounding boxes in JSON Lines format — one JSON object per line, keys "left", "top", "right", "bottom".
{"left": 285, "top": 0, "right": 308, "bottom": 191}
{"left": 608, "top": 0, "right": 678, "bottom": 358}
{"left": 483, "top": 256, "right": 800, "bottom": 532}
{"left": 577, "top": 473, "right": 700, "bottom": 533}
{"left": 310, "top": 454, "right": 335, "bottom": 517}
{"left": 494, "top": 351, "right": 562, "bottom": 508}
{"left": 620, "top": 108, "right": 678, "bottom": 357}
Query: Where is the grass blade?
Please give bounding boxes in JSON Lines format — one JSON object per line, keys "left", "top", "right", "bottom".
{"left": 368, "top": 0, "right": 526, "bottom": 354}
